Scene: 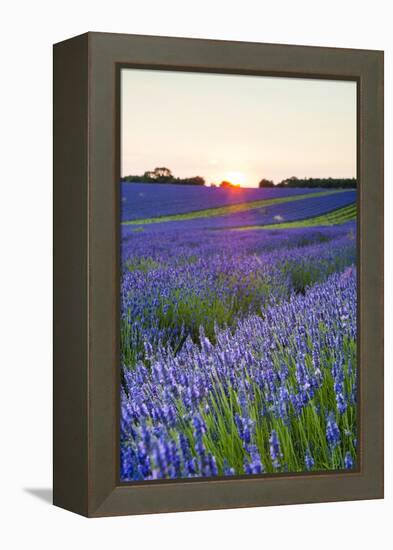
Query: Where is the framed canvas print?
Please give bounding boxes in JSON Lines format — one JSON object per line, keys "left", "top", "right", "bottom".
{"left": 53, "top": 32, "right": 384, "bottom": 517}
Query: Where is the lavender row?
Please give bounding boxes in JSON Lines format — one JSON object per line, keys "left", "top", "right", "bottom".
{"left": 120, "top": 223, "right": 356, "bottom": 364}
{"left": 121, "top": 267, "right": 357, "bottom": 480}
{"left": 123, "top": 190, "right": 356, "bottom": 231}
{"left": 120, "top": 182, "right": 329, "bottom": 221}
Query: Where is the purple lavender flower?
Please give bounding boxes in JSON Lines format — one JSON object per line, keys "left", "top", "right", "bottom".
{"left": 244, "top": 445, "right": 264, "bottom": 475}
{"left": 207, "top": 453, "right": 218, "bottom": 476}
{"left": 223, "top": 460, "right": 235, "bottom": 476}
{"left": 120, "top": 445, "right": 134, "bottom": 481}
{"left": 235, "top": 413, "right": 254, "bottom": 448}
{"left": 326, "top": 412, "right": 341, "bottom": 451}
{"left": 269, "top": 430, "right": 282, "bottom": 469}
{"left": 305, "top": 448, "right": 315, "bottom": 471}
{"left": 336, "top": 388, "right": 347, "bottom": 415}
{"left": 193, "top": 413, "right": 206, "bottom": 457}
{"left": 344, "top": 452, "right": 354, "bottom": 469}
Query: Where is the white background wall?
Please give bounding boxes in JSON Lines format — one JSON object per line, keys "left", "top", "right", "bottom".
{"left": 0, "top": 1, "right": 391, "bottom": 548}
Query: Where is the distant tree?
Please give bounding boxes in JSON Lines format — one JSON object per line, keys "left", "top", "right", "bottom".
{"left": 258, "top": 178, "right": 275, "bottom": 188}
{"left": 276, "top": 177, "right": 357, "bottom": 189}
{"left": 122, "top": 168, "right": 205, "bottom": 186}
{"left": 143, "top": 170, "right": 156, "bottom": 180}
{"left": 153, "top": 167, "right": 173, "bottom": 180}
{"left": 219, "top": 180, "right": 240, "bottom": 188}
{"left": 180, "top": 176, "right": 205, "bottom": 186}
{"left": 277, "top": 176, "right": 299, "bottom": 187}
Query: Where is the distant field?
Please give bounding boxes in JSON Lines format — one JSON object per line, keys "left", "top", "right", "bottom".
{"left": 121, "top": 189, "right": 356, "bottom": 236}
{"left": 120, "top": 182, "right": 330, "bottom": 222}
{"left": 243, "top": 203, "right": 357, "bottom": 230}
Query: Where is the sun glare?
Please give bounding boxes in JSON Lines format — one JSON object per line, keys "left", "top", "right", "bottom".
{"left": 225, "top": 171, "right": 247, "bottom": 187}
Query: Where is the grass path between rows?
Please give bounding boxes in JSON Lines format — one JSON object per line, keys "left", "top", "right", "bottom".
{"left": 122, "top": 189, "right": 350, "bottom": 225}
{"left": 231, "top": 203, "right": 357, "bottom": 231}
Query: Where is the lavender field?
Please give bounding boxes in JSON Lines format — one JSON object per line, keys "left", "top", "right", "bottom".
{"left": 120, "top": 185, "right": 357, "bottom": 481}
{"left": 120, "top": 182, "right": 323, "bottom": 221}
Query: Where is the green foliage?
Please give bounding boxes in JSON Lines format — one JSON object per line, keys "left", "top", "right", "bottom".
{"left": 122, "top": 166, "right": 205, "bottom": 186}
{"left": 124, "top": 257, "right": 161, "bottom": 273}
{"left": 258, "top": 178, "right": 275, "bottom": 188}
{"left": 277, "top": 176, "right": 357, "bottom": 189}
{"left": 172, "top": 337, "right": 357, "bottom": 474}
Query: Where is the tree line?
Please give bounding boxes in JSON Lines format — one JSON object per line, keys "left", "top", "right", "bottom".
{"left": 122, "top": 168, "right": 357, "bottom": 189}
{"left": 259, "top": 177, "right": 357, "bottom": 189}
{"left": 122, "top": 167, "right": 205, "bottom": 186}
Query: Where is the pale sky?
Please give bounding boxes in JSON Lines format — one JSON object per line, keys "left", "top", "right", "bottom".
{"left": 121, "top": 69, "right": 357, "bottom": 188}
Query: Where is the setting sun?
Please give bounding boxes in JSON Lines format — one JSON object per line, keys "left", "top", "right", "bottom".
{"left": 225, "top": 171, "right": 247, "bottom": 187}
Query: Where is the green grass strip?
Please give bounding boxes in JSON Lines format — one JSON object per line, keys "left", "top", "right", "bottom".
{"left": 122, "top": 189, "right": 348, "bottom": 225}
{"left": 232, "top": 203, "right": 357, "bottom": 231}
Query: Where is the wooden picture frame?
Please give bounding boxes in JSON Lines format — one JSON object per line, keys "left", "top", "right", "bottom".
{"left": 53, "top": 32, "right": 383, "bottom": 517}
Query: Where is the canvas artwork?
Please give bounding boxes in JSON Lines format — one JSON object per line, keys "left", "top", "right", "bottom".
{"left": 119, "top": 69, "right": 357, "bottom": 482}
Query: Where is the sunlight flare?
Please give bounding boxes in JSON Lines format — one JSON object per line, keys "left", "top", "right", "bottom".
{"left": 225, "top": 171, "right": 247, "bottom": 187}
